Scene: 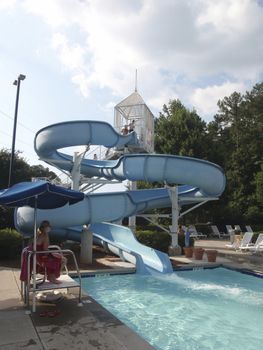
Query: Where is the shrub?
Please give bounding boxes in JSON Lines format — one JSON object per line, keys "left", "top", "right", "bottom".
{"left": 0, "top": 228, "right": 23, "bottom": 259}
{"left": 135, "top": 230, "right": 171, "bottom": 253}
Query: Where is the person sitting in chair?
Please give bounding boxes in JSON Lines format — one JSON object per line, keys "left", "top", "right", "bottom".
{"left": 36, "top": 220, "right": 66, "bottom": 284}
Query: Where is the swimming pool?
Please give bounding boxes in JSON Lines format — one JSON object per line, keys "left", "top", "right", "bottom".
{"left": 81, "top": 268, "right": 263, "bottom": 350}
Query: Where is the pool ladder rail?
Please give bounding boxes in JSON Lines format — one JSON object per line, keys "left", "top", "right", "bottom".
{"left": 20, "top": 246, "right": 82, "bottom": 313}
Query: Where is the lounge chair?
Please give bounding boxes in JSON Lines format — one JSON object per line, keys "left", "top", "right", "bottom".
{"left": 234, "top": 225, "right": 242, "bottom": 232}
{"left": 245, "top": 225, "right": 253, "bottom": 233}
{"left": 226, "top": 225, "right": 235, "bottom": 235}
{"left": 226, "top": 232, "right": 253, "bottom": 250}
{"left": 210, "top": 225, "right": 229, "bottom": 239}
{"left": 240, "top": 233, "right": 263, "bottom": 252}
{"left": 189, "top": 225, "right": 207, "bottom": 239}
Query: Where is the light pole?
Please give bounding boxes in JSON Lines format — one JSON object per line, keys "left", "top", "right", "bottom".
{"left": 8, "top": 74, "right": 26, "bottom": 187}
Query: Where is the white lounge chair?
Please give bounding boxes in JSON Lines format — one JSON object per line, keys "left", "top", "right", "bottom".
{"left": 210, "top": 225, "right": 229, "bottom": 239}
{"left": 245, "top": 225, "right": 253, "bottom": 233}
{"left": 234, "top": 225, "right": 242, "bottom": 232}
{"left": 240, "top": 233, "right": 263, "bottom": 252}
{"left": 226, "top": 225, "right": 234, "bottom": 234}
{"left": 226, "top": 232, "right": 253, "bottom": 250}
{"left": 189, "top": 225, "right": 207, "bottom": 239}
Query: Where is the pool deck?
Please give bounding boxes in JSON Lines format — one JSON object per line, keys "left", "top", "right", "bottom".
{"left": 0, "top": 265, "right": 154, "bottom": 350}
{"left": 170, "top": 239, "right": 263, "bottom": 273}
{"left": 1, "top": 240, "right": 263, "bottom": 349}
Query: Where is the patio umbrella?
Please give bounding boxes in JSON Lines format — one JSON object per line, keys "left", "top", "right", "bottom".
{"left": 0, "top": 180, "right": 84, "bottom": 311}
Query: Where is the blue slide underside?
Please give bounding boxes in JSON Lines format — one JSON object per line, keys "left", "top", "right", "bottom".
{"left": 16, "top": 121, "right": 226, "bottom": 274}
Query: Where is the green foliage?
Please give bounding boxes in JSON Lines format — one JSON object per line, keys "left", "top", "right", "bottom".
{"left": 0, "top": 206, "right": 14, "bottom": 229}
{"left": 0, "top": 148, "right": 31, "bottom": 188}
{"left": 0, "top": 228, "right": 23, "bottom": 259}
{"left": 135, "top": 230, "right": 171, "bottom": 253}
{"left": 255, "top": 169, "right": 263, "bottom": 203}
{"left": 142, "top": 82, "right": 263, "bottom": 225}
{"left": 155, "top": 100, "right": 208, "bottom": 159}
{"left": 210, "top": 83, "right": 263, "bottom": 223}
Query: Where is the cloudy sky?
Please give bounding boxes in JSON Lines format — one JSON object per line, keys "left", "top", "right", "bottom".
{"left": 1, "top": 0, "right": 263, "bottom": 168}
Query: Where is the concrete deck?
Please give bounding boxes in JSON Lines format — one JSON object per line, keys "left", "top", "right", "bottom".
{"left": 0, "top": 266, "right": 153, "bottom": 350}
{"left": 170, "top": 239, "right": 263, "bottom": 272}
{"left": 195, "top": 239, "right": 263, "bottom": 272}
{"left": 1, "top": 240, "right": 263, "bottom": 349}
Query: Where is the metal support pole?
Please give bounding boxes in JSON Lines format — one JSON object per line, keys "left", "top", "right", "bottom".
{"left": 179, "top": 200, "right": 210, "bottom": 217}
{"left": 71, "top": 152, "right": 82, "bottom": 190}
{"left": 71, "top": 148, "right": 89, "bottom": 190}
{"left": 8, "top": 74, "right": 26, "bottom": 187}
{"left": 169, "top": 186, "right": 179, "bottom": 247}
{"left": 128, "top": 180, "right": 137, "bottom": 232}
{"left": 168, "top": 186, "right": 181, "bottom": 255}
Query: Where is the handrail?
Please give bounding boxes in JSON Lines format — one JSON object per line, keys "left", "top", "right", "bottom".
{"left": 28, "top": 249, "right": 81, "bottom": 288}
{"left": 23, "top": 248, "right": 82, "bottom": 311}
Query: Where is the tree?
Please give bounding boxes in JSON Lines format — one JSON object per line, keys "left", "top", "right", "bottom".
{"left": 155, "top": 100, "right": 208, "bottom": 159}
{"left": 147, "top": 82, "right": 263, "bottom": 225}
{"left": 0, "top": 148, "right": 31, "bottom": 189}
{"left": 149, "top": 99, "right": 217, "bottom": 223}
{"left": 207, "top": 83, "right": 263, "bottom": 223}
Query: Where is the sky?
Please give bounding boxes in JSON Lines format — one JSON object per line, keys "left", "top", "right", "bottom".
{"left": 1, "top": 0, "right": 263, "bottom": 175}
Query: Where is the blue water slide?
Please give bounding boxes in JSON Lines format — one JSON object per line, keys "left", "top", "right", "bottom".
{"left": 34, "top": 121, "right": 225, "bottom": 197}
{"left": 16, "top": 120, "right": 226, "bottom": 274}
{"left": 90, "top": 223, "right": 173, "bottom": 274}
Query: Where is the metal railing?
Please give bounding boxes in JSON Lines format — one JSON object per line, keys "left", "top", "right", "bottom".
{"left": 21, "top": 248, "right": 82, "bottom": 312}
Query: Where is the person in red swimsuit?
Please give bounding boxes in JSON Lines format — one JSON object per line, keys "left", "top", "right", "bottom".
{"left": 36, "top": 220, "right": 65, "bottom": 284}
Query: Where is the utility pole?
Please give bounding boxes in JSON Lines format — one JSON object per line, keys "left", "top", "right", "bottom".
{"left": 8, "top": 74, "right": 26, "bottom": 187}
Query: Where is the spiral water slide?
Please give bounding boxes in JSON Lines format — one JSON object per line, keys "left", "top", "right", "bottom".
{"left": 16, "top": 121, "right": 226, "bottom": 274}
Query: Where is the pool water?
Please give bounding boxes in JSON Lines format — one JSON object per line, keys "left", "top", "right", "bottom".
{"left": 81, "top": 268, "right": 263, "bottom": 350}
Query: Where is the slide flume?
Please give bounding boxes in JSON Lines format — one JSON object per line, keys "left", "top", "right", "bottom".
{"left": 16, "top": 121, "right": 226, "bottom": 274}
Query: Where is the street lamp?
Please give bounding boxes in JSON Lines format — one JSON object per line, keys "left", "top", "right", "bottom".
{"left": 8, "top": 74, "right": 26, "bottom": 187}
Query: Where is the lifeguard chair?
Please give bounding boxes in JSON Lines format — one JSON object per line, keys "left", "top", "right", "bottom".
{"left": 114, "top": 90, "right": 154, "bottom": 153}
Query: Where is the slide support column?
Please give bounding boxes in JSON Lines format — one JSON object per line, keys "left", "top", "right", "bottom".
{"left": 80, "top": 225, "right": 93, "bottom": 264}
{"left": 71, "top": 152, "right": 82, "bottom": 190}
{"left": 129, "top": 180, "right": 137, "bottom": 232}
{"left": 168, "top": 186, "right": 181, "bottom": 255}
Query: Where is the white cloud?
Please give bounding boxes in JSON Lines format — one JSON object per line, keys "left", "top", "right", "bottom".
{"left": 51, "top": 33, "right": 86, "bottom": 71}
{"left": 22, "top": 0, "right": 85, "bottom": 28}
{"left": 190, "top": 81, "right": 246, "bottom": 119}
{"left": 71, "top": 73, "right": 91, "bottom": 99}
{"left": 0, "top": 0, "right": 17, "bottom": 11}
{"left": 19, "top": 0, "right": 263, "bottom": 120}
{"left": 100, "top": 101, "right": 116, "bottom": 112}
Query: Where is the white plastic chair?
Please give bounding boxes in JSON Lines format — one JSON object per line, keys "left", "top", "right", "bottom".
{"left": 245, "top": 225, "right": 254, "bottom": 233}
{"left": 240, "top": 233, "right": 263, "bottom": 252}
{"left": 210, "top": 225, "right": 229, "bottom": 239}
{"left": 234, "top": 225, "right": 242, "bottom": 232}
{"left": 189, "top": 225, "right": 207, "bottom": 239}
{"left": 226, "top": 225, "right": 234, "bottom": 234}
{"left": 226, "top": 232, "right": 253, "bottom": 250}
